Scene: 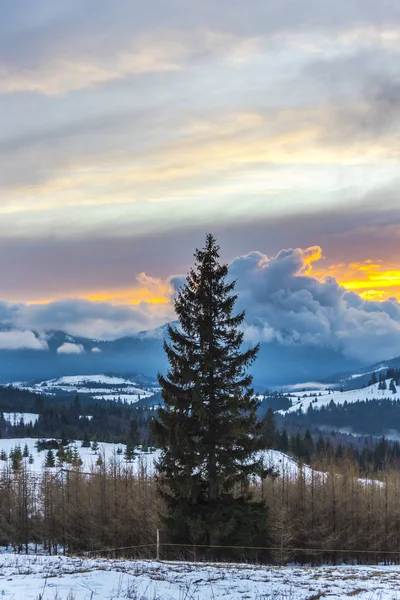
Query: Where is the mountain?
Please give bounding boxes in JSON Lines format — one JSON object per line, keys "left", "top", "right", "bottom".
{"left": 320, "top": 356, "right": 400, "bottom": 391}
{"left": 0, "top": 326, "right": 374, "bottom": 389}
{"left": 277, "top": 379, "right": 400, "bottom": 416}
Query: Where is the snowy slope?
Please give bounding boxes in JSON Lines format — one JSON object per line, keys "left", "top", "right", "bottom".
{"left": 0, "top": 438, "right": 159, "bottom": 475}
{"left": 0, "top": 439, "right": 381, "bottom": 487}
{"left": 279, "top": 379, "right": 400, "bottom": 415}
{"left": 13, "top": 374, "right": 156, "bottom": 404}
{"left": 0, "top": 554, "right": 398, "bottom": 599}
{"left": 0, "top": 438, "right": 327, "bottom": 482}
{"left": 260, "top": 448, "right": 321, "bottom": 481}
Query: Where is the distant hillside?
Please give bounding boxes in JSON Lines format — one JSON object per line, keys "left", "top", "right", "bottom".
{"left": 14, "top": 373, "right": 159, "bottom": 404}
{"left": 278, "top": 379, "right": 400, "bottom": 415}
{"left": 321, "top": 356, "right": 400, "bottom": 390}
{"left": 274, "top": 376, "right": 400, "bottom": 438}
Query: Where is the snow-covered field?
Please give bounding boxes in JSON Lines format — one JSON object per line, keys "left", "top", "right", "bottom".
{"left": 0, "top": 554, "right": 400, "bottom": 599}
{"left": 2, "top": 412, "right": 39, "bottom": 425}
{"left": 12, "top": 374, "right": 156, "bottom": 404}
{"left": 0, "top": 438, "right": 330, "bottom": 482}
{"left": 0, "top": 438, "right": 159, "bottom": 474}
{"left": 279, "top": 380, "right": 400, "bottom": 414}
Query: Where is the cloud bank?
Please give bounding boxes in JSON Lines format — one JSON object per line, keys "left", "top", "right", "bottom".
{"left": 0, "top": 246, "right": 399, "bottom": 366}
{"left": 229, "top": 247, "right": 400, "bottom": 364}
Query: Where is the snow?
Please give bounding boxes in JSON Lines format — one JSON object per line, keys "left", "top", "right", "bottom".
{"left": 47, "top": 375, "right": 137, "bottom": 385}
{"left": 347, "top": 365, "right": 388, "bottom": 380}
{"left": 2, "top": 412, "right": 39, "bottom": 425}
{"left": 0, "top": 554, "right": 399, "bottom": 599}
{"left": 0, "top": 438, "right": 160, "bottom": 474}
{"left": 260, "top": 449, "right": 322, "bottom": 482}
{"left": 93, "top": 393, "right": 151, "bottom": 403}
{"left": 279, "top": 381, "right": 330, "bottom": 391}
{"left": 279, "top": 380, "right": 400, "bottom": 415}
{"left": 0, "top": 439, "right": 379, "bottom": 487}
{"left": 12, "top": 374, "right": 155, "bottom": 403}
{"left": 0, "top": 438, "right": 326, "bottom": 482}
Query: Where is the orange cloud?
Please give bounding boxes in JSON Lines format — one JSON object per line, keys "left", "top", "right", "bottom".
{"left": 78, "top": 273, "right": 173, "bottom": 306}
{"left": 86, "top": 289, "right": 170, "bottom": 304}
{"left": 26, "top": 272, "right": 173, "bottom": 307}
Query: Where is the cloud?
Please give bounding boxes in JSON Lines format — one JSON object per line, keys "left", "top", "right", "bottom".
{"left": 57, "top": 342, "right": 85, "bottom": 354}
{"left": 0, "top": 330, "right": 48, "bottom": 351}
{"left": 0, "top": 244, "right": 398, "bottom": 366}
{"left": 12, "top": 297, "right": 175, "bottom": 340}
{"left": 0, "top": 186, "right": 399, "bottom": 305}
{"left": 91, "top": 346, "right": 102, "bottom": 353}
{"left": 0, "top": 28, "right": 259, "bottom": 96}
{"left": 0, "top": 0, "right": 398, "bottom": 279}
{"left": 229, "top": 247, "right": 400, "bottom": 364}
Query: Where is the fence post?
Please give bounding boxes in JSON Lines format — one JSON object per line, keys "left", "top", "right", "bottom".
{"left": 156, "top": 529, "right": 160, "bottom": 561}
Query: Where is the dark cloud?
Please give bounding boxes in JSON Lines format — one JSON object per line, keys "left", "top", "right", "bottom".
{"left": 301, "top": 50, "right": 400, "bottom": 147}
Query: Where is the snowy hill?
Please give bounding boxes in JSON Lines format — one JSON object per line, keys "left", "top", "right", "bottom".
{"left": 0, "top": 438, "right": 328, "bottom": 483}
{"left": 278, "top": 379, "right": 400, "bottom": 415}
{"left": 0, "top": 438, "right": 159, "bottom": 474}
{"left": 0, "top": 439, "right": 381, "bottom": 490}
{"left": 12, "top": 374, "right": 158, "bottom": 404}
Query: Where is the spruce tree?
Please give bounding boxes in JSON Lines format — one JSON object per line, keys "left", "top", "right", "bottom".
{"left": 124, "top": 442, "right": 135, "bottom": 462}
{"left": 45, "top": 449, "right": 55, "bottom": 468}
{"left": 153, "top": 234, "right": 267, "bottom": 554}
{"left": 81, "top": 432, "right": 91, "bottom": 448}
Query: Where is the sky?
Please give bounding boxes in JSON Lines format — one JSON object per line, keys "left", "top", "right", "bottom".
{"left": 1, "top": 0, "right": 400, "bottom": 361}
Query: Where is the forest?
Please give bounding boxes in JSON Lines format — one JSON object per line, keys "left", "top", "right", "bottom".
{"left": 0, "top": 387, "right": 156, "bottom": 447}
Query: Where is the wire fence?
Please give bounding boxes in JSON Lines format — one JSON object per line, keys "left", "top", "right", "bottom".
{"left": 82, "top": 540, "right": 400, "bottom": 565}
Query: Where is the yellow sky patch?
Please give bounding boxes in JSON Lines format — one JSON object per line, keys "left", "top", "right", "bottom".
{"left": 313, "top": 261, "right": 400, "bottom": 301}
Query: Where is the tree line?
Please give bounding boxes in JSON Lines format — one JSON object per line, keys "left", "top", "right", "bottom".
{"left": 262, "top": 407, "right": 400, "bottom": 473}
{"left": 1, "top": 453, "right": 400, "bottom": 565}
{"left": 282, "top": 397, "right": 400, "bottom": 436}
{"left": 0, "top": 395, "right": 157, "bottom": 448}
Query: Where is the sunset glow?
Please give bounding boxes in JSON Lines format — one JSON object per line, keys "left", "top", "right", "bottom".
{"left": 314, "top": 261, "right": 400, "bottom": 301}
{"left": 25, "top": 255, "right": 400, "bottom": 307}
